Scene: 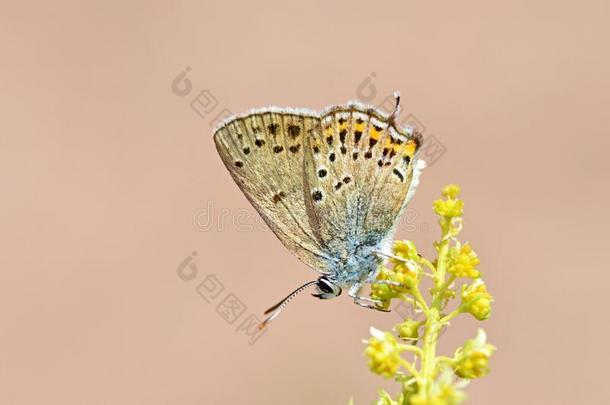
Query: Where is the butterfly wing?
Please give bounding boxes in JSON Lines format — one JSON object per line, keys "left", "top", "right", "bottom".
{"left": 214, "top": 109, "right": 333, "bottom": 272}
{"left": 302, "top": 103, "right": 425, "bottom": 256}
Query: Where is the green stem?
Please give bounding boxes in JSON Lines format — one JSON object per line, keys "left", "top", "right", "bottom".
{"left": 435, "top": 241, "right": 450, "bottom": 286}
{"left": 398, "top": 295, "right": 425, "bottom": 311}
{"left": 432, "top": 275, "right": 456, "bottom": 309}
{"left": 401, "top": 345, "right": 423, "bottom": 356}
{"left": 410, "top": 286, "right": 429, "bottom": 314}
{"left": 419, "top": 308, "right": 440, "bottom": 396}
{"left": 399, "top": 359, "right": 421, "bottom": 381}
{"left": 440, "top": 307, "right": 462, "bottom": 324}
{"left": 416, "top": 228, "right": 451, "bottom": 398}
{"left": 419, "top": 258, "right": 437, "bottom": 274}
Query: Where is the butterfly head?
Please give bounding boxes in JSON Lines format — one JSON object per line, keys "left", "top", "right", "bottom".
{"left": 312, "top": 275, "right": 342, "bottom": 300}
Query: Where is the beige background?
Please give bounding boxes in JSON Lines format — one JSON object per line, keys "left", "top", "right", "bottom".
{"left": 1, "top": 0, "right": 609, "bottom": 404}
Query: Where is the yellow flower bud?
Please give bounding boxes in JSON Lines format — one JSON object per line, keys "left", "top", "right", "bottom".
{"left": 455, "top": 351, "right": 490, "bottom": 379}
{"left": 364, "top": 328, "right": 404, "bottom": 378}
{"left": 392, "top": 263, "right": 419, "bottom": 289}
{"left": 442, "top": 184, "right": 461, "bottom": 199}
{"left": 370, "top": 282, "right": 393, "bottom": 310}
{"left": 409, "top": 368, "right": 467, "bottom": 405}
{"left": 433, "top": 199, "right": 464, "bottom": 218}
{"left": 392, "top": 240, "right": 419, "bottom": 262}
{"left": 396, "top": 319, "right": 421, "bottom": 341}
{"left": 469, "top": 296, "right": 492, "bottom": 321}
{"left": 461, "top": 281, "right": 493, "bottom": 321}
{"left": 453, "top": 329, "right": 496, "bottom": 379}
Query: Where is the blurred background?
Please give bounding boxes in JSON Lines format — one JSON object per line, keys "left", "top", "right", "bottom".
{"left": 1, "top": 0, "right": 609, "bottom": 404}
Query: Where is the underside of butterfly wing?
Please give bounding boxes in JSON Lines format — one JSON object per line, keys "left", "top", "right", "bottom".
{"left": 302, "top": 102, "right": 425, "bottom": 277}
{"left": 214, "top": 110, "right": 335, "bottom": 272}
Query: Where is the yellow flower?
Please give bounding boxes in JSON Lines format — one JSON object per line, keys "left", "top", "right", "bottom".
{"left": 442, "top": 184, "right": 461, "bottom": 199}
{"left": 433, "top": 198, "right": 464, "bottom": 218}
{"left": 447, "top": 243, "right": 480, "bottom": 278}
{"left": 392, "top": 240, "right": 419, "bottom": 262}
{"left": 396, "top": 319, "right": 421, "bottom": 342}
{"left": 454, "top": 329, "right": 496, "bottom": 379}
{"left": 434, "top": 184, "right": 464, "bottom": 218}
{"left": 371, "top": 260, "right": 420, "bottom": 306}
{"left": 409, "top": 369, "right": 467, "bottom": 405}
{"left": 364, "top": 327, "right": 404, "bottom": 378}
{"left": 391, "top": 263, "right": 419, "bottom": 289}
{"left": 358, "top": 184, "right": 496, "bottom": 405}
{"left": 370, "top": 281, "right": 393, "bottom": 310}
{"left": 461, "top": 280, "right": 493, "bottom": 320}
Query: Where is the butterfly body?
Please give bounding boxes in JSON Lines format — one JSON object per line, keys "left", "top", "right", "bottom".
{"left": 213, "top": 96, "right": 425, "bottom": 322}
{"left": 318, "top": 236, "right": 382, "bottom": 285}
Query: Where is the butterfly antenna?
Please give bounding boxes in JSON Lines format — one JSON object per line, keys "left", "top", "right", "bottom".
{"left": 389, "top": 91, "right": 401, "bottom": 123}
{"left": 258, "top": 280, "right": 319, "bottom": 330}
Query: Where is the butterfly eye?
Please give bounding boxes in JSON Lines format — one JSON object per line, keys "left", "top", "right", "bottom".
{"left": 317, "top": 277, "right": 337, "bottom": 294}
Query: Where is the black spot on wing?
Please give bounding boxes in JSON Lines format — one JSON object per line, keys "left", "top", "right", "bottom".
{"left": 288, "top": 125, "right": 301, "bottom": 138}
{"left": 272, "top": 191, "right": 286, "bottom": 204}
{"left": 268, "top": 123, "right": 279, "bottom": 135}
{"left": 393, "top": 169, "right": 404, "bottom": 182}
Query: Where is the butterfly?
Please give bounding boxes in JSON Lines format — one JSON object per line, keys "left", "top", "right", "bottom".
{"left": 213, "top": 93, "right": 426, "bottom": 328}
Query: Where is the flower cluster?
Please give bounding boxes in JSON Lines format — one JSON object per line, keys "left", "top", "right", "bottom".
{"left": 364, "top": 327, "right": 406, "bottom": 378}
{"left": 434, "top": 185, "right": 464, "bottom": 219}
{"left": 447, "top": 244, "right": 480, "bottom": 279}
{"left": 409, "top": 369, "right": 467, "bottom": 405}
{"left": 461, "top": 281, "right": 493, "bottom": 321}
{"left": 370, "top": 240, "right": 421, "bottom": 309}
{"left": 453, "top": 329, "right": 496, "bottom": 379}
{"left": 357, "top": 185, "right": 496, "bottom": 405}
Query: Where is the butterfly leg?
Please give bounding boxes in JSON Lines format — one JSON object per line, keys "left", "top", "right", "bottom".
{"left": 348, "top": 283, "right": 391, "bottom": 312}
